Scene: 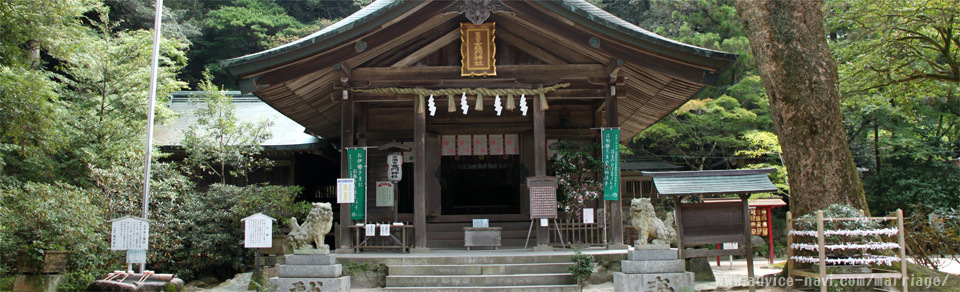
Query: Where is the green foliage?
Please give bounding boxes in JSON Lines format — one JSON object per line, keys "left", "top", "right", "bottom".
{"left": 0, "top": 182, "right": 110, "bottom": 286}
{"left": 795, "top": 204, "right": 878, "bottom": 231}
{"left": 549, "top": 141, "right": 604, "bottom": 216}
{"left": 170, "top": 183, "right": 301, "bottom": 280}
{"left": 181, "top": 78, "right": 273, "bottom": 184}
{"left": 903, "top": 206, "right": 960, "bottom": 270}
{"left": 863, "top": 160, "right": 960, "bottom": 216}
{"left": 568, "top": 247, "right": 597, "bottom": 291}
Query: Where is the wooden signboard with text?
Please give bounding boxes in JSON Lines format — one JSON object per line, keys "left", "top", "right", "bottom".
{"left": 460, "top": 22, "right": 496, "bottom": 77}
{"left": 527, "top": 176, "right": 558, "bottom": 219}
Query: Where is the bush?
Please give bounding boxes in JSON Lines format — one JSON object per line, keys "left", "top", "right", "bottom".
{"left": 167, "top": 183, "right": 302, "bottom": 280}
{"left": 864, "top": 160, "right": 960, "bottom": 216}
{"left": 568, "top": 247, "right": 597, "bottom": 291}
{"left": 0, "top": 181, "right": 110, "bottom": 290}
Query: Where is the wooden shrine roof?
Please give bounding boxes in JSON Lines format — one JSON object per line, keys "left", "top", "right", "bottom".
{"left": 641, "top": 168, "right": 778, "bottom": 196}
{"left": 221, "top": 0, "right": 738, "bottom": 140}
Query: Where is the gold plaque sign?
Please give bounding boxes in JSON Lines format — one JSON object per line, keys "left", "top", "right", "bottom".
{"left": 460, "top": 22, "right": 496, "bottom": 77}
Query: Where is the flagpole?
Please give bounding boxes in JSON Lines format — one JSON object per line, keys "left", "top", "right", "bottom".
{"left": 142, "top": 0, "right": 163, "bottom": 222}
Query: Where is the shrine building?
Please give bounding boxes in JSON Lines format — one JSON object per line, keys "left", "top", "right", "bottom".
{"left": 222, "top": 0, "right": 736, "bottom": 252}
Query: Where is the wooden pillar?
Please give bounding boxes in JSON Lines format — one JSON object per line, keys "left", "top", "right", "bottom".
{"left": 338, "top": 98, "right": 354, "bottom": 250}
{"left": 413, "top": 95, "right": 429, "bottom": 251}
{"left": 533, "top": 94, "right": 550, "bottom": 247}
{"left": 741, "top": 193, "right": 755, "bottom": 292}
{"left": 607, "top": 85, "right": 625, "bottom": 248}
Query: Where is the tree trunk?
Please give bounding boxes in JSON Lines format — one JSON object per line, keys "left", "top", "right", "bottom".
{"left": 734, "top": 0, "right": 869, "bottom": 216}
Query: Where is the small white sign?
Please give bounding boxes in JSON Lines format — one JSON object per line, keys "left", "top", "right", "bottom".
{"left": 380, "top": 224, "right": 390, "bottom": 236}
{"left": 723, "top": 242, "right": 739, "bottom": 250}
{"left": 110, "top": 216, "right": 150, "bottom": 251}
{"left": 365, "top": 224, "right": 376, "bottom": 237}
{"left": 126, "top": 249, "right": 146, "bottom": 264}
{"left": 376, "top": 181, "right": 394, "bottom": 207}
{"left": 472, "top": 219, "right": 489, "bottom": 228}
{"left": 337, "top": 178, "right": 355, "bottom": 203}
{"left": 242, "top": 213, "right": 275, "bottom": 248}
{"left": 583, "top": 208, "right": 594, "bottom": 224}
{"left": 540, "top": 218, "right": 549, "bottom": 227}
{"left": 387, "top": 153, "right": 403, "bottom": 181}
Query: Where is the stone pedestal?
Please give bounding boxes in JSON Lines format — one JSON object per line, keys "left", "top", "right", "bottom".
{"left": 270, "top": 254, "right": 350, "bottom": 292}
{"left": 614, "top": 248, "right": 694, "bottom": 292}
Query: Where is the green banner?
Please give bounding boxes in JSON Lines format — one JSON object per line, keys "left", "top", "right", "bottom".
{"left": 347, "top": 148, "right": 367, "bottom": 220}
{"left": 602, "top": 128, "right": 620, "bottom": 201}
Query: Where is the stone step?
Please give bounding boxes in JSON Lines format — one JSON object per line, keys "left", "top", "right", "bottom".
{"left": 383, "top": 284, "right": 580, "bottom": 292}
{"left": 339, "top": 254, "right": 575, "bottom": 265}
{"left": 388, "top": 263, "right": 572, "bottom": 275}
{"left": 386, "top": 273, "right": 576, "bottom": 287}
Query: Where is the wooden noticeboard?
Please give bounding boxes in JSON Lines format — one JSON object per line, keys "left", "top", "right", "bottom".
{"left": 526, "top": 176, "right": 558, "bottom": 219}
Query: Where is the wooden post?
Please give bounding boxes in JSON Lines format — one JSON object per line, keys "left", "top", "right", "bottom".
{"left": 896, "top": 209, "right": 908, "bottom": 292}
{"left": 786, "top": 211, "right": 794, "bottom": 292}
{"left": 766, "top": 207, "right": 774, "bottom": 264}
{"left": 413, "top": 93, "right": 428, "bottom": 251}
{"left": 740, "top": 193, "right": 755, "bottom": 292}
{"left": 674, "top": 196, "right": 684, "bottom": 260}
{"left": 817, "top": 210, "right": 826, "bottom": 292}
{"left": 533, "top": 91, "right": 550, "bottom": 247}
{"left": 606, "top": 84, "right": 624, "bottom": 248}
{"left": 338, "top": 98, "right": 354, "bottom": 251}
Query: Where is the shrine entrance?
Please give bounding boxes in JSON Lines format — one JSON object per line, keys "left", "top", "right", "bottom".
{"left": 440, "top": 155, "right": 523, "bottom": 215}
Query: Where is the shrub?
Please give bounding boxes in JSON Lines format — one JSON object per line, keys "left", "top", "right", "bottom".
{"left": 864, "top": 160, "right": 960, "bottom": 216}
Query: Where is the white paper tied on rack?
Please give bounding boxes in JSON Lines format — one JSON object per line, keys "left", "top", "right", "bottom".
{"left": 788, "top": 227, "right": 899, "bottom": 237}
{"left": 790, "top": 255, "right": 901, "bottom": 266}
{"left": 380, "top": 224, "right": 390, "bottom": 236}
{"left": 790, "top": 242, "right": 901, "bottom": 251}
{"left": 365, "top": 224, "right": 376, "bottom": 237}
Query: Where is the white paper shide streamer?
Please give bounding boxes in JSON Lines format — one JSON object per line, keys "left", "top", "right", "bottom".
{"left": 461, "top": 92, "right": 469, "bottom": 115}
{"left": 520, "top": 94, "right": 528, "bottom": 116}
{"left": 494, "top": 95, "right": 503, "bottom": 116}
{"left": 428, "top": 94, "right": 436, "bottom": 116}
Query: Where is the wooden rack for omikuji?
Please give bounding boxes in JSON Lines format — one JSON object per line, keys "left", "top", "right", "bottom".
{"left": 786, "top": 209, "right": 908, "bottom": 292}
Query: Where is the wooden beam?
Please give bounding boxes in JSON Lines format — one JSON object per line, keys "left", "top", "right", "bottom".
{"left": 414, "top": 94, "right": 428, "bottom": 250}
{"left": 350, "top": 64, "right": 607, "bottom": 83}
{"left": 428, "top": 123, "right": 532, "bottom": 134}
{"left": 533, "top": 91, "right": 550, "bottom": 247}
{"left": 497, "top": 28, "right": 566, "bottom": 65}
{"left": 391, "top": 28, "right": 460, "bottom": 67}
{"left": 338, "top": 99, "right": 354, "bottom": 251}
{"left": 606, "top": 82, "right": 624, "bottom": 248}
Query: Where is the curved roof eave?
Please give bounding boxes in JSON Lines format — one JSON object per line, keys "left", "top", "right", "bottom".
{"left": 221, "top": 0, "right": 413, "bottom": 78}
{"left": 537, "top": 0, "right": 738, "bottom": 73}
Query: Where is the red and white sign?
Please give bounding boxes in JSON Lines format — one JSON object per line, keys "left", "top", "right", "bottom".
{"left": 457, "top": 135, "right": 472, "bottom": 156}
{"left": 489, "top": 134, "right": 504, "bottom": 155}
{"left": 505, "top": 134, "right": 519, "bottom": 155}
{"left": 441, "top": 135, "right": 456, "bottom": 156}
{"left": 473, "top": 135, "right": 488, "bottom": 155}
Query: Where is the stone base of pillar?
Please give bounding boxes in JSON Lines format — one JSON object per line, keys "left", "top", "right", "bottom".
{"left": 410, "top": 247, "right": 431, "bottom": 254}
{"left": 533, "top": 245, "right": 554, "bottom": 252}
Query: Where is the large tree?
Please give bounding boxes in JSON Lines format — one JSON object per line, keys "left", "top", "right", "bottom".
{"left": 734, "top": 0, "right": 869, "bottom": 216}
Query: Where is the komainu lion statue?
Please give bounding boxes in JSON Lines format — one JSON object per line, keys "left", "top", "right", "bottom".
{"left": 286, "top": 202, "right": 334, "bottom": 251}
{"left": 630, "top": 198, "right": 677, "bottom": 246}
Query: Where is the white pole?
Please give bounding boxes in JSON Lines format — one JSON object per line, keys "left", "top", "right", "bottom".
{"left": 142, "top": 0, "right": 164, "bottom": 220}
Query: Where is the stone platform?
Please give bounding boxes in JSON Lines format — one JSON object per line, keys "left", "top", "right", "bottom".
{"left": 270, "top": 254, "right": 350, "bottom": 292}
{"left": 614, "top": 247, "right": 694, "bottom": 292}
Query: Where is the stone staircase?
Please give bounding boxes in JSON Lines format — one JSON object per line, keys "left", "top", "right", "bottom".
{"left": 380, "top": 253, "right": 580, "bottom": 292}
